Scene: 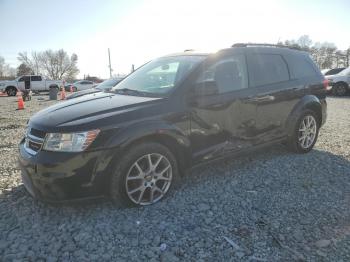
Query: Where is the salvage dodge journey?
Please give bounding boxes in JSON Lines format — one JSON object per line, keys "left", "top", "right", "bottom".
{"left": 19, "top": 44, "right": 327, "bottom": 206}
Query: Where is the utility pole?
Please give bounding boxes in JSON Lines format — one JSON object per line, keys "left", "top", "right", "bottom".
{"left": 108, "top": 48, "right": 112, "bottom": 78}
{"left": 131, "top": 64, "right": 135, "bottom": 72}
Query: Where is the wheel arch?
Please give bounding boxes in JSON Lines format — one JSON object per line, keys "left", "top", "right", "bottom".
{"left": 122, "top": 133, "right": 191, "bottom": 175}
{"left": 285, "top": 95, "right": 323, "bottom": 138}
{"left": 98, "top": 121, "right": 192, "bottom": 181}
{"left": 5, "top": 85, "right": 17, "bottom": 91}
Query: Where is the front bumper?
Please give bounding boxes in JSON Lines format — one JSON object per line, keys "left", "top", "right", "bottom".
{"left": 18, "top": 139, "right": 109, "bottom": 202}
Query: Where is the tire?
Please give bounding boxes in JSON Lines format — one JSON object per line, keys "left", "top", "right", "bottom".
{"left": 110, "top": 142, "right": 180, "bottom": 207}
{"left": 6, "top": 87, "right": 17, "bottom": 96}
{"left": 332, "top": 83, "right": 348, "bottom": 96}
{"left": 287, "top": 110, "right": 320, "bottom": 153}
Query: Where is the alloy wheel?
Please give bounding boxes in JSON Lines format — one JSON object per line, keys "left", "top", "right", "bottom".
{"left": 298, "top": 115, "right": 317, "bottom": 149}
{"left": 335, "top": 85, "right": 347, "bottom": 96}
{"left": 7, "top": 88, "right": 16, "bottom": 96}
{"left": 125, "top": 153, "right": 172, "bottom": 205}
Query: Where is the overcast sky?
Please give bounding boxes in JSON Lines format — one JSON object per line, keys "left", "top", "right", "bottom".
{"left": 0, "top": 0, "right": 349, "bottom": 78}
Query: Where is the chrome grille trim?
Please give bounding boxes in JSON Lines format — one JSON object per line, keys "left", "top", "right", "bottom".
{"left": 24, "top": 129, "right": 45, "bottom": 155}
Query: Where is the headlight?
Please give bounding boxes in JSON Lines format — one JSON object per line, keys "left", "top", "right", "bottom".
{"left": 43, "top": 129, "right": 100, "bottom": 152}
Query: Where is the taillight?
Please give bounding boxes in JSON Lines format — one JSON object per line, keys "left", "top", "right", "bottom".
{"left": 323, "top": 79, "right": 330, "bottom": 90}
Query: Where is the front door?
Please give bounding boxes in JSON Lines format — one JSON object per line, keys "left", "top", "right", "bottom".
{"left": 17, "top": 76, "right": 30, "bottom": 91}
{"left": 188, "top": 53, "right": 258, "bottom": 163}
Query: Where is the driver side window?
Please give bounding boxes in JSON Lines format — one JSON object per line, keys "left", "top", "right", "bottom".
{"left": 196, "top": 54, "right": 248, "bottom": 94}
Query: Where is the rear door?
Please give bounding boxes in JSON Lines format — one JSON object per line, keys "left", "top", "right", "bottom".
{"left": 246, "top": 52, "right": 304, "bottom": 143}
{"left": 189, "top": 52, "right": 258, "bottom": 163}
{"left": 30, "top": 75, "right": 43, "bottom": 91}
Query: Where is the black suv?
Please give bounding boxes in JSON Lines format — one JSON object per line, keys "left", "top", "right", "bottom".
{"left": 19, "top": 44, "right": 327, "bottom": 206}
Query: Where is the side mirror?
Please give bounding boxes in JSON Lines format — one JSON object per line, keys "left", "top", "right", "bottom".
{"left": 193, "top": 81, "right": 218, "bottom": 97}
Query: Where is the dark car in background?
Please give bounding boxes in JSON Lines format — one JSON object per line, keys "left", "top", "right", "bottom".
{"left": 66, "top": 78, "right": 123, "bottom": 100}
{"left": 19, "top": 44, "right": 327, "bottom": 206}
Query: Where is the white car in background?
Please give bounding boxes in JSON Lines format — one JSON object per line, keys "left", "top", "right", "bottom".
{"left": 72, "top": 80, "right": 95, "bottom": 91}
{"left": 0, "top": 75, "right": 62, "bottom": 96}
{"left": 325, "top": 67, "right": 350, "bottom": 96}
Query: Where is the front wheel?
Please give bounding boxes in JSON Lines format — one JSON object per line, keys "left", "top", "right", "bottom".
{"left": 6, "top": 87, "right": 17, "bottom": 96}
{"left": 287, "top": 110, "right": 319, "bottom": 153}
{"left": 110, "top": 142, "right": 179, "bottom": 207}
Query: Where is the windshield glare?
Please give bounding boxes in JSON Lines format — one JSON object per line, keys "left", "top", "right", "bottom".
{"left": 112, "top": 55, "right": 205, "bottom": 96}
{"left": 96, "top": 78, "right": 121, "bottom": 90}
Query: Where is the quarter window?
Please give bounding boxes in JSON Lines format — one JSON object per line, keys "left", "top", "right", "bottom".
{"left": 31, "top": 76, "right": 42, "bottom": 81}
{"left": 196, "top": 54, "right": 248, "bottom": 94}
{"left": 247, "top": 54, "right": 289, "bottom": 87}
{"left": 286, "top": 55, "right": 317, "bottom": 78}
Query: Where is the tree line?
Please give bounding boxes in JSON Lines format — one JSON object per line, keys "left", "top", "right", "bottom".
{"left": 0, "top": 49, "right": 79, "bottom": 81}
{"left": 279, "top": 35, "right": 350, "bottom": 69}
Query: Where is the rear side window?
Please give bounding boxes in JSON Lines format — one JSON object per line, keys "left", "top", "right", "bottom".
{"left": 286, "top": 55, "right": 318, "bottom": 79}
{"left": 31, "top": 76, "right": 42, "bottom": 81}
{"left": 247, "top": 54, "right": 289, "bottom": 87}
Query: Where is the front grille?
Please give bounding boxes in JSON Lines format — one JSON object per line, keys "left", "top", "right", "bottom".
{"left": 28, "top": 140, "right": 42, "bottom": 151}
{"left": 24, "top": 127, "right": 45, "bottom": 155}
{"left": 30, "top": 128, "right": 46, "bottom": 139}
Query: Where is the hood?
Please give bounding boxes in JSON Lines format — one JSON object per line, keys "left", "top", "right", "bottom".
{"left": 0, "top": 80, "right": 16, "bottom": 84}
{"left": 30, "top": 92, "right": 163, "bottom": 131}
{"left": 66, "top": 88, "right": 100, "bottom": 100}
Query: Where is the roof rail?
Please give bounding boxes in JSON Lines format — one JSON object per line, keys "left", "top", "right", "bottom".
{"left": 232, "top": 43, "right": 301, "bottom": 50}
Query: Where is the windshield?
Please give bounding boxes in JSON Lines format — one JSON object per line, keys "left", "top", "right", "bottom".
{"left": 339, "top": 67, "right": 350, "bottom": 76}
{"left": 111, "top": 55, "right": 206, "bottom": 96}
{"left": 96, "top": 78, "right": 122, "bottom": 90}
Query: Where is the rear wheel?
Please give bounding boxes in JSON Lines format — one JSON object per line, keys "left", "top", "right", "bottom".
{"left": 287, "top": 110, "right": 319, "bottom": 153}
{"left": 332, "top": 83, "right": 348, "bottom": 96}
{"left": 6, "top": 87, "right": 17, "bottom": 96}
{"left": 110, "top": 142, "right": 179, "bottom": 206}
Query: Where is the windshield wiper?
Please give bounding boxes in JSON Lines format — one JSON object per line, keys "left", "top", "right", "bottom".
{"left": 113, "top": 88, "right": 158, "bottom": 97}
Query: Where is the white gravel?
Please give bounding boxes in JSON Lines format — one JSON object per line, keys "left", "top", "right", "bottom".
{"left": 0, "top": 94, "right": 350, "bottom": 261}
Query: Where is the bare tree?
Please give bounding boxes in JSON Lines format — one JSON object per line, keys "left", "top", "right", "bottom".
{"left": 284, "top": 36, "right": 349, "bottom": 69}
{"left": 0, "top": 56, "right": 16, "bottom": 79}
{"left": 17, "top": 63, "right": 33, "bottom": 76}
{"left": 17, "top": 52, "right": 40, "bottom": 74}
{"left": 0, "top": 56, "right": 5, "bottom": 77}
{"left": 17, "top": 49, "right": 79, "bottom": 80}
{"left": 297, "top": 35, "right": 312, "bottom": 48}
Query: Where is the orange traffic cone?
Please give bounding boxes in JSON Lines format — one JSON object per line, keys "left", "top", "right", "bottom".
{"left": 60, "top": 87, "right": 66, "bottom": 100}
{"left": 70, "top": 85, "right": 74, "bottom": 93}
{"left": 17, "top": 96, "right": 24, "bottom": 110}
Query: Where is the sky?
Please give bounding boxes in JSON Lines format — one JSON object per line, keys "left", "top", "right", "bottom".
{"left": 0, "top": 0, "right": 349, "bottom": 79}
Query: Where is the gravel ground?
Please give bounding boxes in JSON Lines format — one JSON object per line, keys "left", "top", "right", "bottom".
{"left": 0, "top": 94, "right": 349, "bottom": 261}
